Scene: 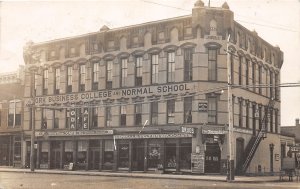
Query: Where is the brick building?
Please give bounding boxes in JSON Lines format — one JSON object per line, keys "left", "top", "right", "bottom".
{"left": 0, "top": 66, "right": 25, "bottom": 167}
{"left": 22, "top": 1, "right": 283, "bottom": 174}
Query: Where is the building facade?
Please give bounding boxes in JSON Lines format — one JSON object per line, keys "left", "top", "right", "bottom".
{"left": 22, "top": 1, "right": 283, "bottom": 174}
{"left": 0, "top": 66, "right": 25, "bottom": 167}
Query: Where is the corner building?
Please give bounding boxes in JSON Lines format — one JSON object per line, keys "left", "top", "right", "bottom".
{"left": 23, "top": 1, "right": 283, "bottom": 175}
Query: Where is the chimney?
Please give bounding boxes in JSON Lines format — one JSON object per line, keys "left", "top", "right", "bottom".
{"left": 296, "top": 118, "right": 300, "bottom": 126}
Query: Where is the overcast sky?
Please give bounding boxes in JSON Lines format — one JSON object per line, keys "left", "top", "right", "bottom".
{"left": 0, "top": 0, "right": 299, "bottom": 126}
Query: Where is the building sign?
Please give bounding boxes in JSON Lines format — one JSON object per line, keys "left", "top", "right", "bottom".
{"left": 70, "top": 109, "right": 76, "bottom": 130}
{"left": 202, "top": 127, "right": 227, "bottom": 135}
{"left": 289, "top": 145, "right": 300, "bottom": 153}
{"left": 83, "top": 108, "right": 89, "bottom": 129}
{"left": 181, "top": 126, "right": 195, "bottom": 134}
{"left": 36, "top": 130, "right": 114, "bottom": 137}
{"left": 191, "top": 153, "right": 205, "bottom": 174}
{"left": 275, "top": 154, "right": 280, "bottom": 161}
{"left": 114, "top": 133, "right": 193, "bottom": 140}
{"left": 232, "top": 127, "right": 252, "bottom": 134}
{"left": 198, "top": 103, "right": 208, "bottom": 112}
{"left": 27, "top": 83, "right": 191, "bottom": 105}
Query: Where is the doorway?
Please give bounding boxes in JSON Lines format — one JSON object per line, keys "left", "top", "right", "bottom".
{"left": 132, "top": 140, "right": 144, "bottom": 171}
{"left": 236, "top": 138, "right": 245, "bottom": 175}
{"left": 205, "top": 143, "right": 220, "bottom": 173}
{"left": 50, "top": 141, "right": 61, "bottom": 169}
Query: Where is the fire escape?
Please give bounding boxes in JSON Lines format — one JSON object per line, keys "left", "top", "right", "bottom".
{"left": 240, "top": 98, "right": 276, "bottom": 174}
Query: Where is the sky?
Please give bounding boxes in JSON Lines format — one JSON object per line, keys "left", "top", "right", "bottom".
{"left": 0, "top": 0, "right": 299, "bottom": 126}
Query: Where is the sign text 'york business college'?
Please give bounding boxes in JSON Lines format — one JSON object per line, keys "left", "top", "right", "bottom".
{"left": 33, "top": 83, "right": 189, "bottom": 105}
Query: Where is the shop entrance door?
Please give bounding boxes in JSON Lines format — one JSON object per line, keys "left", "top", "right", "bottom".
{"left": 51, "top": 150, "right": 61, "bottom": 169}
{"left": 89, "top": 149, "right": 100, "bottom": 170}
{"left": 205, "top": 143, "right": 220, "bottom": 173}
{"left": 132, "top": 140, "right": 144, "bottom": 171}
{"left": 51, "top": 142, "right": 61, "bottom": 169}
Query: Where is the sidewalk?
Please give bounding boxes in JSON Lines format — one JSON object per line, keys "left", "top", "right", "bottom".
{"left": 0, "top": 167, "right": 281, "bottom": 183}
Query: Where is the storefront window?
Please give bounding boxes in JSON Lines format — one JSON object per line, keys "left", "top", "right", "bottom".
{"left": 118, "top": 143, "right": 129, "bottom": 168}
{"left": 40, "top": 142, "right": 49, "bottom": 165}
{"left": 64, "top": 141, "right": 73, "bottom": 164}
{"left": 148, "top": 144, "right": 161, "bottom": 169}
{"left": 103, "top": 140, "right": 114, "bottom": 170}
{"left": 166, "top": 143, "right": 176, "bottom": 169}
{"left": 13, "top": 136, "right": 21, "bottom": 162}
{"left": 77, "top": 141, "right": 87, "bottom": 164}
{"left": 180, "top": 143, "right": 191, "bottom": 170}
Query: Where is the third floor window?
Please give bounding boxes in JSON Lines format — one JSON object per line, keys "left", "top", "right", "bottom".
{"left": 151, "top": 54, "right": 159, "bottom": 84}
{"left": 54, "top": 68, "right": 60, "bottom": 94}
{"left": 43, "top": 69, "right": 48, "bottom": 95}
{"left": 208, "top": 49, "right": 217, "bottom": 81}
{"left": 121, "top": 58, "right": 128, "bottom": 87}
{"left": 67, "top": 66, "right": 72, "bottom": 93}
{"left": 92, "top": 62, "right": 99, "bottom": 90}
{"left": 135, "top": 57, "right": 143, "bottom": 86}
{"left": 184, "top": 48, "right": 193, "bottom": 81}
{"left": 106, "top": 61, "right": 113, "bottom": 89}
{"left": 79, "top": 64, "right": 86, "bottom": 92}
{"left": 167, "top": 52, "right": 175, "bottom": 82}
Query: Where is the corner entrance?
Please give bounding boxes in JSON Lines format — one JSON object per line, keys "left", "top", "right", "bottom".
{"left": 205, "top": 143, "right": 221, "bottom": 173}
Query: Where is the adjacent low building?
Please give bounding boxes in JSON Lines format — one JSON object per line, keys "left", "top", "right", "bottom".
{"left": 0, "top": 66, "right": 25, "bottom": 167}
{"left": 22, "top": 1, "right": 283, "bottom": 175}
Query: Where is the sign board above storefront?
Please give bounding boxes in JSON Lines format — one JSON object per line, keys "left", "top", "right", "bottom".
{"left": 28, "top": 83, "right": 193, "bottom": 105}
{"left": 202, "top": 127, "right": 227, "bottom": 135}
{"left": 36, "top": 130, "right": 114, "bottom": 137}
{"left": 181, "top": 126, "right": 195, "bottom": 134}
{"left": 114, "top": 133, "right": 193, "bottom": 140}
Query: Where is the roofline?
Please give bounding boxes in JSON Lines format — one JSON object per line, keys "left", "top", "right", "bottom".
{"left": 32, "top": 14, "right": 191, "bottom": 47}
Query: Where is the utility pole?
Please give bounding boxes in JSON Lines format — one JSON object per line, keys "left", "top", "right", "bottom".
{"left": 30, "top": 71, "right": 36, "bottom": 172}
{"left": 226, "top": 34, "right": 235, "bottom": 181}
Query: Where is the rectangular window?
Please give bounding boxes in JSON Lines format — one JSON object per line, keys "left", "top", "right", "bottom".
{"left": 67, "top": 66, "right": 72, "bottom": 93}
{"left": 151, "top": 54, "right": 159, "bottom": 84}
{"left": 135, "top": 104, "right": 142, "bottom": 126}
{"left": 92, "top": 62, "right": 99, "bottom": 90}
{"left": 208, "top": 49, "right": 217, "bottom": 81}
{"left": 42, "top": 109, "right": 48, "bottom": 130}
{"left": 91, "top": 107, "right": 98, "bottom": 128}
{"left": 208, "top": 97, "right": 217, "bottom": 123}
{"left": 121, "top": 58, "right": 128, "bottom": 87}
{"left": 239, "top": 100, "right": 243, "bottom": 127}
{"left": 238, "top": 56, "right": 242, "bottom": 85}
{"left": 167, "top": 52, "right": 175, "bottom": 82}
{"left": 151, "top": 101, "right": 158, "bottom": 125}
{"left": 270, "top": 109, "right": 273, "bottom": 132}
{"left": 106, "top": 106, "right": 112, "bottom": 127}
{"left": 106, "top": 61, "right": 113, "bottom": 89}
{"left": 230, "top": 54, "right": 234, "bottom": 84}
{"left": 184, "top": 97, "right": 192, "bottom": 123}
{"left": 43, "top": 69, "right": 48, "bottom": 95}
{"left": 258, "top": 65, "right": 262, "bottom": 94}
{"left": 275, "top": 109, "right": 278, "bottom": 133}
{"left": 135, "top": 57, "right": 143, "bottom": 86}
{"left": 34, "top": 74, "right": 38, "bottom": 96}
{"left": 54, "top": 110, "right": 59, "bottom": 129}
{"left": 246, "top": 59, "right": 249, "bottom": 86}
{"left": 246, "top": 102, "right": 249, "bottom": 129}
{"left": 167, "top": 99, "right": 175, "bottom": 124}
{"left": 8, "top": 101, "right": 22, "bottom": 127}
{"left": 184, "top": 48, "right": 193, "bottom": 81}
{"left": 120, "top": 105, "right": 126, "bottom": 126}
{"left": 54, "top": 68, "right": 60, "bottom": 94}
{"left": 79, "top": 64, "right": 86, "bottom": 92}
{"left": 66, "top": 109, "right": 70, "bottom": 129}
{"left": 275, "top": 74, "right": 279, "bottom": 100}
{"left": 270, "top": 72, "right": 274, "bottom": 98}
{"left": 252, "top": 63, "right": 256, "bottom": 92}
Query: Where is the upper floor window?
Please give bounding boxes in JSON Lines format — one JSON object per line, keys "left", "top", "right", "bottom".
{"left": 43, "top": 69, "right": 48, "bottom": 95}
{"left": 79, "top": 64, "right": 86, "bottom": 92}
{"left": 184, "top": 48, "right": 193, "bottom": 81}
{"left": 208, "top": 49, "right": 217, "bottom": 81}
{"left": 167, "top": 52, "right": 175, "bottom": 82}
{"left": 8, "top": 100, "right": 21, "bottom": 127}
{"left": 270, "top": 71, "right": 274, "bottom": 98}
{"left": 239, "top": 99, "right": 243, "bottom": 127}
{"left": 208, "top": 96, "right": 217, "bottom": 124}
{"left": 106, "top": 106, "right": 112, "bottom": 127}
{"left": 275, "top": 73, "right": 279, "bottom": 100}
{"left": 54, "top": 110, "right": 59, "bottom": 129}
{"left": 184, "top": 96, "right": 192, "bottom": 123}
{"left": 258, "top": 65, "right": 262, "bottom": 94}
{"left": 167, "top": 99, "right": 175, "bottom": 124}
{"left": 135, "top": 104, "right": 142, "bottom": 126}
{"left": 151, "top": 54, "right": 159, "bottom": 84}
{"left": 106, "top": 60, "right": 113, "bottom": 89}
{"left": 238, "top": 56, "right": 243, "bottom": 85}
{"left": 67, "top": 66, "right": 72, "bottom": 93}
{"left": 54, "top": 68, "right": 60, "bottom": 94}
{"left": 121, "top": 58, "right": 128, "bottom": 87}
{"left": 151, "top": 101, "right": 158, "bottom": 125}
{"left": 245, "top": 59, "right": 249, "bottom": 86}
{"left": 252, "top": 62, "right": 256, "bottom": 91}
{"left": 41, "top": 109, "right": 48, "bottom": 130}
{"left": 91, "top": 107, "right": 98, "bottom": 128}
{"left": 92, "top": 62, "right": 99, "bottom": 90}
{"left": 120, "top": 105, "right": 126, "bottom": 126}
{"left": 135, "top": 57, "right": 143, "bottom": 86}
